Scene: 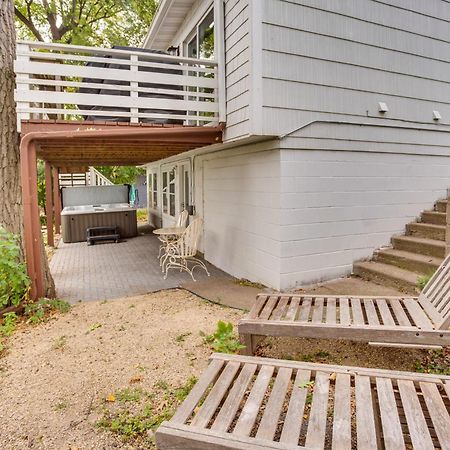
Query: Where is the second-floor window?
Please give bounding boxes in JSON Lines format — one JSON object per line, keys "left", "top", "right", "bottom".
{"left": 185, "top": 8, "right": 214, "bottom": 60}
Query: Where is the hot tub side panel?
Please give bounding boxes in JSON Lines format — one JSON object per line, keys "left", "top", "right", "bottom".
{"left": 62, "top": 210, "right": 137, "bottom": 243}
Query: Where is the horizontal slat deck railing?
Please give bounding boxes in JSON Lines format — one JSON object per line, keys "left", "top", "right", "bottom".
{"left": 14, "top": 41, "right": 220, "bottom": 126}
{"left": 156, "top": 354, "right": 450, "bottom": 450}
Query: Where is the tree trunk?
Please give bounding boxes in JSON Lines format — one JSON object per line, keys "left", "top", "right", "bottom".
{"left": 0, "top": 0, "right": 55, "bottom": 298}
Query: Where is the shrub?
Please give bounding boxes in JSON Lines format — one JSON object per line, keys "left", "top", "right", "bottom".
{"left": 202, "top": 321, "right": 245, "bottom": 354}
{"left": 0, "top": 228, "right": 30, "bottom": 309}
{"left": 25, "top": 298, "right": 70, "bottom": 324}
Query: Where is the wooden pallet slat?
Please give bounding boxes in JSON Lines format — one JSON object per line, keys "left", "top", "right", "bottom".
{"left": 297, "top": 297, "right": 312, "bottom": 322}
{"left": 403, "top": 298, "right": 434, "bottom": 330}
{"left": 332, "top": 373, "right": 352, "bottom": 450}
{"left": 338, "top": 297, "right": 351, "bottom": 325}
{"left": 211, "top": 363, "right": 258, "bottom": 432}
{"left": 255, "top": 367, "right": 292, "bottom": 441}
{"left": 350, "top": 298, "right": 365, "bottom": 325}
{"left": 305, "top": 371, "right": 330, "bottom": 448}
{"left": 397, "top": 379, "right": 435, "bottom": 450}
{"left": 419, "top": 382, "right": 450, "bottom": 448}
{"left": 284, "top": 296, "right": 300, "bottom": 321}
{"left": 326, "top": 297, "right": 337, "bottom": 324}
{"left": 191, "top": 361, "right": 241, "bottom": 428}
{"left": 279, "top": 369, "right": 311, "bottom": 445}
{"left": 171, "top": 358, "right": 225, "bottom": 424}
{"left": 233, "top": 365, "right": 275, "bottom": 437}
{"left": 388, "top": 299, "right": 412, "bottom": 326}
{"left": 363, "top": 298, "right": 380, "bottom": 325}
{"left": 375, "top": 298, "right": 396, "bottom": 326}
{"left": 270, "top": 297, "right": 290, "bottom": 321}
{"left": 355, "top": 375, "right": 377, "bottom": 450}
{"left": 311, "top": 298, "right": 325, "bottom": 323}
{"left": 259, "top": 296, "right": 279, "bottom": 320}
{"left": 248, "top": 295, "right": 270, "bottom": 319}
{"left": 375, "top": 377, "right": 405, "bottom": 450}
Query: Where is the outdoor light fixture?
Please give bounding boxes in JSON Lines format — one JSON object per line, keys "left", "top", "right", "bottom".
{"left": 167, "top": 46, "right": 179, "bottom": 56}
{"left": 433, "top": 110, "right": 442, "bottom": 121}
{"left": 378, "top": 102, "right": 389, "bottom": 113}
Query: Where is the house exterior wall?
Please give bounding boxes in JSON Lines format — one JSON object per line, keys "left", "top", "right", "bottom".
{"left": 259, "top": 0, "right": 450, "bottom": 136}
{"left": 146, "top": 139, "right": 282, "bottom": 289}
{"left": 278, "top": 123, "right": 450, "bottom": 289}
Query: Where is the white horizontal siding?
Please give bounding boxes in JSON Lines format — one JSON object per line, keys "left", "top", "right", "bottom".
{"left": 279, "top": 146, "right": 450, "bottom": 289}
{"left": 203, "top": 144, "right": 282, "bottom": 288}
{"left": 261, "top": 0, "right": 450, "bottom": 136}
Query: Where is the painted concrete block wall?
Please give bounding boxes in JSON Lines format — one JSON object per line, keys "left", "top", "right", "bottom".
{"left": 260, "top": 0, "right": 450, "bottom": 136}
{"left": 201, "top": 143, "right": 282, "bottom": 288}
{"left": 279, "top": 144, "right": 450, "bottom": 289}
{"left": 223, "top": 0, "right": 251, "bottom": 141}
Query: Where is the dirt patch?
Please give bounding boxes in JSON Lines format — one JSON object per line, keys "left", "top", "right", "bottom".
{"left": 256, "top": 336, "right": 427, "bottom": 371}
{"left": 0, "top": 290, "right": 242, "bottom": 450}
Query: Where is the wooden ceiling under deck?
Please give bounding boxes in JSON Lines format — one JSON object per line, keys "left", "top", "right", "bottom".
{"left": 21, "top": 120, "right": 223, "bottom": 167}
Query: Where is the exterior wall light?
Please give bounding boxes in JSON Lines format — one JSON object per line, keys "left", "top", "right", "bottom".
{"left": 378, "top": 102, "right": 389, "bottom": 113}
{"left": 433, "top": 110, "right": 442, "bottom": 121}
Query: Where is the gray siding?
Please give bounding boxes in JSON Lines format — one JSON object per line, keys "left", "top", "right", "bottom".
{"left": 261, "top": 0, "right": 450, "bottom": 136}
{"left": 224, "top": 0, "right": 251, "bottom": 141}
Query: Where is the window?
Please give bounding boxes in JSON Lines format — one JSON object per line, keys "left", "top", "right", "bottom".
{"left": 184, "top": 8, "right": 214, "bottom": 59}
{"left": 162, "top": 167, "right": 176, "bottom": 217}
{"left": 148, "top": 171, "right": 158, "bottom": 209}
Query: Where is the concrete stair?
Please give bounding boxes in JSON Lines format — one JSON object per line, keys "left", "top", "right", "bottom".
{"left": 353, "top": 198, "right": 447, "bottom": 294}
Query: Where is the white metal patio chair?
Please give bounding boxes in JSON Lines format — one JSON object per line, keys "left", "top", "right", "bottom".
{"left": 157, "top": 209, "right": 189, "bottom": 260}
{"left": 162, "top": 217, "right": 210, "bottom": 281}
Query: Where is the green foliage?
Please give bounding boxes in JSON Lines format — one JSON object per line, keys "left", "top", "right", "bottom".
{"left": 15, "top": 0, "right": 159, "bottom": 47}
{"left": 25, "top": 298, "right": 70, "bottom": 324}
{"left": 202, "top": 321, "right": 245, "bottom": 354}
{"left": 95, "top": 166, "right": 145, "bottom": 185}
{"left": 415, "top": 348, "right": 450, "bottom": 376}
{"left": 417, "top": 271, "right": 435, "bottom": 291}
{"left": 0, "top": 313, "right": 18, "bottom": 353}
{"left": 98, "top": 376, "right": 198, "bottom": 445}
{"left": 0, "top": 228, "right": 30, "bottom": 309}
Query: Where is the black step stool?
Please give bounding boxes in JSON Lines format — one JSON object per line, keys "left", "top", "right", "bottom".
{"left": 86, "top": 226, "right": 120, "bottom": 245}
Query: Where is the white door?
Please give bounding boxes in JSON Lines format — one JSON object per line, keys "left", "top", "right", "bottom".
{"left": 161, "top": 161, "right": 191, "bottom": 227}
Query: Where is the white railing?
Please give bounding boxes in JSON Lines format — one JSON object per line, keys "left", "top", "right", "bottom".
{"left": 88, "top": 167, "right": 114, "bottom": 186}
{"left": 15, "top": 41, "right": 221, "bottom": 127}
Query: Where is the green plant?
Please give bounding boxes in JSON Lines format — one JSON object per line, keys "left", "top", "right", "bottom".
{"left": 25, "top": 298, "right": 70, "bottom": 324}
{"left": 415, "top": 348, "right": 450, "bottom": 375}
{"left": 53, "top": 335, "right": 68, "bottom": 350}
{"left": 0, "top": 312, "right": 18, "bottom": 353}
{"left": 417, "top": 271, "right": 435, "bottom": 291}
{"left": 234, "top": 278, "right": 266, "bottom": 290}
{"left": 173, "top": 376, "right": 197, "bottom": 402}
{"left": 0, "top": 228, "right": 30, "bottom": 309}
{"left": 87, "top": 323, "right": 102, "bottom": 333}
{"left": 115, "top": 388, "right": 148, "bottom": 403}
{"left": 202, "top": 321, "right": 245, "bottom": 354}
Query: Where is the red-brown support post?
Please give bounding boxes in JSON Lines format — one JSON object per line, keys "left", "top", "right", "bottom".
{"left": 20, "top": 140, "right": 44, "bottom": 300}
{"left": 52, "top": 166, "right": 61, "bottom": 235}
{"left": 44, "top": 162, "right": 54, "bottom": 247}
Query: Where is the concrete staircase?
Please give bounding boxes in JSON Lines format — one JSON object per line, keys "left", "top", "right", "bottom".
{"left": 353, "top": 198, "right": 447, "bottom": 294}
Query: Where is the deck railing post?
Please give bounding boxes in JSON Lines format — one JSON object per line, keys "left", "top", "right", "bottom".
{"left": 446, "top": 188, "right": 450, "bottom": 256}
{"left": 52, "top": 167, "right": 61, "bottom": 235}
{"left": 44, "top": 162, "right": 54, "bottom": 247}
{"left": 130, "top": 54, "right": 139, "bottom": 123}
{"left": 15, "top": 42, "right": 31, "bottom": 132}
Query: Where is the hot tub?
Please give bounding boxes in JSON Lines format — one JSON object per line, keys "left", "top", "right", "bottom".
{"left": 61, "top": 203, "right": 137, "bottom": 243}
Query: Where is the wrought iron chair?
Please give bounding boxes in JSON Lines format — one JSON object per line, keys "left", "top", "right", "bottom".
{"left": 157, "top": 210, "right": 189, "bottom": 261}
{"left": 162, "top": 217, "right": 210, "bottom": 281}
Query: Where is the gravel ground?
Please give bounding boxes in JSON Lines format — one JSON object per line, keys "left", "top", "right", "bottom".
{"left": 0, "top": 290, "right": 242, "bottom": 450}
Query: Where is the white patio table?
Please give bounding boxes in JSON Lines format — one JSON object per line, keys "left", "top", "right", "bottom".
{"left": 153, "top": 227, "right": 186, "bottom": 267}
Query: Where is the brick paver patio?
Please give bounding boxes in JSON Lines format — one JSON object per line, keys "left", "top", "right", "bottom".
{"left": 50, "top": 234, "right": 230, "bottom": 302}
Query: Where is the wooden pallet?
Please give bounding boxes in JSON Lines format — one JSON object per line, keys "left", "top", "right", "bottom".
{"left": 156, "top": 353, "right": 450, "bottom": 449}
{"left": 238, "top": 253, "right": 450, "bottom": 354}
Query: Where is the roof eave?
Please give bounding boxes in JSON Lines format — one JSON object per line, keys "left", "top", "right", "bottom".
{"left": 143, "top": 0, "right": 174, "bottom": 49}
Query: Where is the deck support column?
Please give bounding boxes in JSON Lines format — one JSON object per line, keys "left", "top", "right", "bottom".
{"left": 20, "top": 140, "right": 44, "bottom": 300}
{"left": 52, "top": 166, "right": 61, "bottom": 235}
{"left": 44, "top": 162, "right": 54, "bottom": 247}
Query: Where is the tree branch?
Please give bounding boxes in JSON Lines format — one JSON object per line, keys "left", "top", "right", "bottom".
{"left": 14, "top": 7, "right": 44, "bottom": 41}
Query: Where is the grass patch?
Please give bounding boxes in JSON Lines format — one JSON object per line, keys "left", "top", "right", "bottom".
{"left": 97, "top": 376, "right": 198, "bottom": 447}
{"left": 25, "top": 298, "right": 70, "bottom": 325}
{"left": 417, "top": 271, "right": 435, "bottom": 291}
{"left": 234, "top": 278, "right": 266, "bottom": 290}
{"left": 53, "top": 335, "right": 68, "bottom": 350}
{"left": 174, "top": 332, "right": 191, "bottom": 343}
{"left": 415, "top": 348, "right": 450, "bottom": 375}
